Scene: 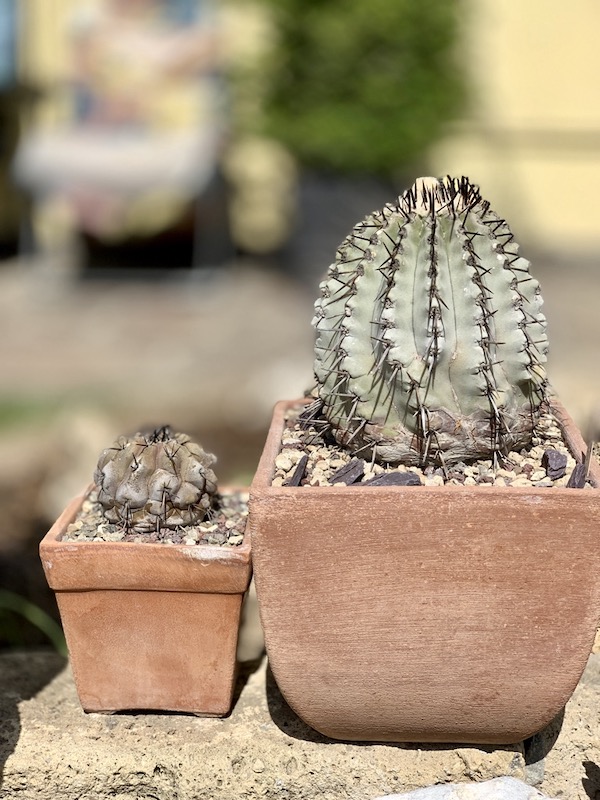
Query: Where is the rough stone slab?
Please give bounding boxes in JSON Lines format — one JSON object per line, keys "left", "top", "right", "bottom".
{"left": 1, "top": 653, "right": 599, "bottom": 800}
{"left": 0, "top": 653, "right": 524, "bottom": 799}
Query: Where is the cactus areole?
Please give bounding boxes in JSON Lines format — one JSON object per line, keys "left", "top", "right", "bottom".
{"left": 312, "top": 176, "right": 549, "bottom": 466}
{"left": 94, "top": 426, "right": 218, "bottom": 533}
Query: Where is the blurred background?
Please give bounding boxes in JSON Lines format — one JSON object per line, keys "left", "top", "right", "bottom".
{"left": 0, "top": 0, "right": 599, "bottom": 648}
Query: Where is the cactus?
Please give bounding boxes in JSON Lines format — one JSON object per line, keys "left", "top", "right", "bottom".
{"left": 94, "top": 426, "right": 218, "bottom": 533}
{"left": 312, "top": 176, "right": 549, "bottom": 466}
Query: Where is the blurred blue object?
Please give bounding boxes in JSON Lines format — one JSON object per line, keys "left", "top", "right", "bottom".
{"left": 0, "top": 0, "right": 16, "bottom": 89}
{"left": 165, "top": 0, "right": 203, "bottom": 25}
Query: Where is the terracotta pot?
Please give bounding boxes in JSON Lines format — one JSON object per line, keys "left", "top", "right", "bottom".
{"left": 249, "top": 398, "right": 600, "bottom": 744}
{"left": 40, "top": 489, "right": 252, "bottom": 715}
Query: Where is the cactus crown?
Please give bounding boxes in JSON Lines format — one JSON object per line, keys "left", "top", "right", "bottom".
{"left": 312, "top": 175, "right": 549, "bottom": 466}
{"left": 94, "top": 426, "right": 218, "bottom": 533}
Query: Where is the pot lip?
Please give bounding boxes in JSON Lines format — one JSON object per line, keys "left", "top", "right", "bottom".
{"left": 41, "top": 483, "right": 252, "bottom": 562}
{"left": 250, "top": 396, "right": 600, "bottom": 495}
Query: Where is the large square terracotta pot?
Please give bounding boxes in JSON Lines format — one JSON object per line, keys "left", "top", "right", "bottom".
{"left": 40, "top": 489, "right": 252, "bottom": 715}
{"left": 248, "top": 398, "right": 600, "bottom": 744}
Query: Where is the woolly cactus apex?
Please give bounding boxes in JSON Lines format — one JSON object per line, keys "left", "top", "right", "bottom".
{"left": 312, "top": 176, "right": 549, "bottom": 466}
{"left": 94, "top": 426, "right": 218, "bottom": 533}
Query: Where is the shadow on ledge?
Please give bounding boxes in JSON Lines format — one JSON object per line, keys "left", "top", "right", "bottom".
{"left": 0, "top": 649, "right": 67, "bottom": 790}
{"left": 582, "top": 761, "right": 600, "bottom": 800}
{"left": 523, "top": 709, "right": 565, "bottom": 766}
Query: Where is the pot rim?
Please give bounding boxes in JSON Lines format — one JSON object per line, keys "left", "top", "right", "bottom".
{"left": 40, "top": 485, "right": 252, "bottom": 593}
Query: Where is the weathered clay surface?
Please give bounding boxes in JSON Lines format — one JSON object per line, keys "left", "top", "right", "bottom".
{"left": 1, "top": 652, "right": 599, "bottom": 799}
{"left": 250, "top": 399, "right": 600, "bottom": 744}
{"left": 40, "top": 491, "right": 252, "bottom": 715}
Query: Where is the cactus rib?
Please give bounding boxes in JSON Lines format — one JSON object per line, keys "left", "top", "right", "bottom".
{"left": 313, "top": 176, "right": 549, "bottom": 466}
{"left": 94, "top": 426, "right": 218, "bottom": 533}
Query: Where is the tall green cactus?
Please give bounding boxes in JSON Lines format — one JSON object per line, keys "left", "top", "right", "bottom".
{"left": 94, "top": 427, "right": 218, "bottom": 533}
{"left": 312, "top": 176, "right": 549, "bottom": 466}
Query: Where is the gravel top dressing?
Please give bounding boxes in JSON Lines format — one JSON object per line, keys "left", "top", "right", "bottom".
{"left": 63, "top": 488, "right": 248, "bottom": 545}
{"left": 273, "top": 407, "right": 593, "bottom": 490}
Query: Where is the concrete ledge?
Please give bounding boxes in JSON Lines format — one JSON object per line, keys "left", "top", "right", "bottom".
{"left": 0, "top": 652, "right": 599, "bottom": 799}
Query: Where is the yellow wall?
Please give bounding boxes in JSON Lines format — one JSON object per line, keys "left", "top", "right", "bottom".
{"left": 17, "top": 0, "right": 600, "bottom": 252}
{"left": 17, "top": 0, "right": 81, "bottom": 127}
{"left": 430, "top": 0, "right": 600, "bottom": 252}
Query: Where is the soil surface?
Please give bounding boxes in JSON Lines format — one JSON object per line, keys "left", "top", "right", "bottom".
{"left": 273, "top": 404, "right": 593, "bottom": 490}
{"left": 63, "top": 488, "right": 248, "bottom": 545}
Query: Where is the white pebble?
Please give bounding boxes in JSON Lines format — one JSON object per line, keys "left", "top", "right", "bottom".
{"left": 510, "top": 476, "right": 533, "bottom": 487}
{"left": 496, "top": 469, "right": 516, "bottom": 480}
{"left": 275, "top": 453, "right": 293, "bottom": 472}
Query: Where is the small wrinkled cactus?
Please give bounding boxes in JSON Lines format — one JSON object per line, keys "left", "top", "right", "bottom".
{"left": 312, "top": 176, "right": 549, "bottom": 466}
{"left": 94, "top": 426, "right": 218, "bottom": 533}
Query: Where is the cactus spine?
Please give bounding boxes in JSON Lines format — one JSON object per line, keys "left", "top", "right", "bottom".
{"left": 94, "top": 426, "right": 218, "bottom": 533}
{"left": 312, "top": 176, "right": 549, "bottom": 466}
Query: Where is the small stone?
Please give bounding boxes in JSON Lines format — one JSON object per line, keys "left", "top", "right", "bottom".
{"left": 447, "top": 465, "right": 465, "bottom": 481}
{"left": 285, "top": 454, "right": 308, "bottom": 487}
{"left": 424, "top": 475, "right": 444, "bottom": 487}
{"left": 509, "top": 476, "right": 533, "bottom": 487}
{"left": 104, "top": 529, "right": 126, "bottom": 542}
{"left": 275, "top": 453, "right": 293, "bottom": 472}
{"left": 542, "top": 448, "right": 568, "bottom": 480}
{"left": 330, "top": 458, "right": 365, "bottom": 485}
{"left": 529, "top": 470, "right": 546, "bottom": 482}
{"left": 567, "top": 463, "right": 588, "bottom": 489}
{"left": 362, "top": 471, "right": 422, "bottom": 487}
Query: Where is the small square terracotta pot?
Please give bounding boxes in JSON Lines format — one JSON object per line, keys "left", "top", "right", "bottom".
{"left": 248, "top": 398, "right": 600, "bottom": 744}
{"left": 40, "top": 489, "right": 252, "bottom": 715}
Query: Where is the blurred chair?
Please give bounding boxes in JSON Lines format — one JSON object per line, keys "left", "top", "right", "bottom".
{"left": 13, "top": 0, "right": 232, "bottom": 273}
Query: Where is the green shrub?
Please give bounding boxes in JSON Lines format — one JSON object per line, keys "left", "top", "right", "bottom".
{"left": 257, "top": 0, "right": 466, "bottom": 175}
